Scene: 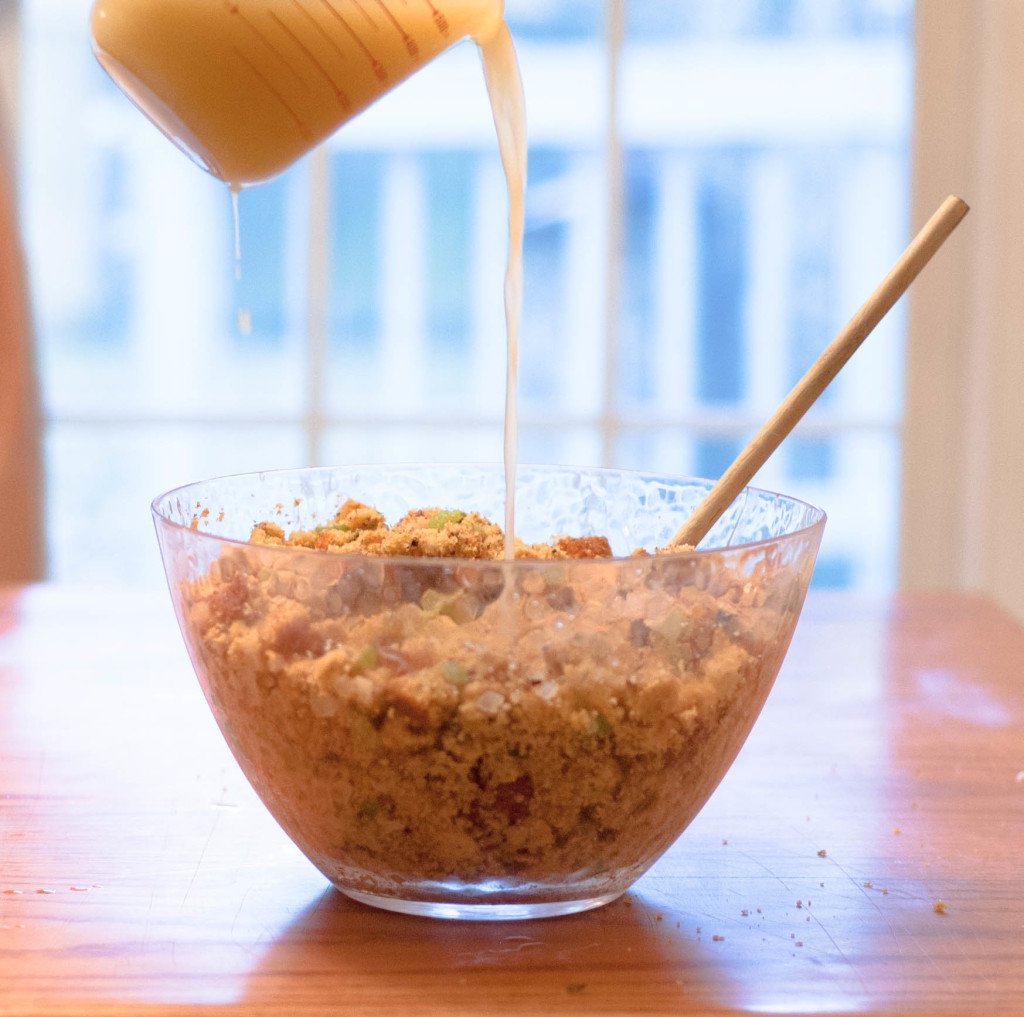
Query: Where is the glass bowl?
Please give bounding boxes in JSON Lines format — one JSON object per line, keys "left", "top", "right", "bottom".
{"left": 152, "top": 464, "right": 825, "bottom": 920}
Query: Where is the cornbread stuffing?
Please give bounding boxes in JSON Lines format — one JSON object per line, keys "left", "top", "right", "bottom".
{"left": 249, "top": 499, "right": 614, "bottom": 560}
{"left": 181, "top": 500, "right": 803, "bottom": 903}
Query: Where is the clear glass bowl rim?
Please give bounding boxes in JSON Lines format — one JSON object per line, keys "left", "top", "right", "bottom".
{"left": 150, "top": 462, "right": 827, "bottom": 567}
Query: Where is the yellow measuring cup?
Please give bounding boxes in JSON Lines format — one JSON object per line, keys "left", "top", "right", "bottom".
{"left": 91, "top": 0, "right": 506, "bottom": 187}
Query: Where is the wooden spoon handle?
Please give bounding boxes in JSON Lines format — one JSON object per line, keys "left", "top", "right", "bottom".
{"left": 669, "top": 194, "right": 969, "bottom": 550}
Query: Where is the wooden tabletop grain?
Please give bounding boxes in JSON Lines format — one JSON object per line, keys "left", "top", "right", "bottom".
{"left": 1, "top": 586, "right": 1022, "bottom": 1016}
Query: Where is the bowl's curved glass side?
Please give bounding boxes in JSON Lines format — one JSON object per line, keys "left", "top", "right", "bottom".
{"left": 157, "top": 482, "right": 825, "bottom": 912}
{"left": 663, "top": 519, "right": 825, "bottom": 803}
{"left": 727, "top": 487, "right": 824, "bottom": 546}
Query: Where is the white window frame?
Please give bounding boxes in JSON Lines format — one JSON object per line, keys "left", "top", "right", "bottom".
{"left": 899, "top": 0, "right": 1024, "bottom": 623}
{"left": 17, "top": 0, "right": 993, "bottom": 598}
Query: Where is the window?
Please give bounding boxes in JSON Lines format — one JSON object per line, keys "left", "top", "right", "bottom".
{"left": 17, "top": 0, "right": 914, "bottom": 587}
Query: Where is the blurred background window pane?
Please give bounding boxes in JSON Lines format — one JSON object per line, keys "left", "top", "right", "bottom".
{"left": 17, "top": 0, "right": 914, "bottom": 589}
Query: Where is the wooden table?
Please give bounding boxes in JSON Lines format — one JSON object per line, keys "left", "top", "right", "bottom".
{"left": 1, "top": 586, "right": 1022, "bottom": 1016}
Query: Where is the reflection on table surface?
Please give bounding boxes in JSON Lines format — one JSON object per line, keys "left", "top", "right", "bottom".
{"left": 1, "top": 587, "right": 1022, "bottom": 1015}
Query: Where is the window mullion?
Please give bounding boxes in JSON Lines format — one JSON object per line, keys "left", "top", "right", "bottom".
{"left": 600, "top": 0, "right": 625, "bottom": 466}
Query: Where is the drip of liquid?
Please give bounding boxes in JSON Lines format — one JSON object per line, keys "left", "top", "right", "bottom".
{"left": 231, "top": 186, "right": 253, "bottom": 335}
{"left": 237, "top": 307, "right": 253, "bottom": 336}
{"left": 231, "top": 186, "right": 242, "bottom": 280}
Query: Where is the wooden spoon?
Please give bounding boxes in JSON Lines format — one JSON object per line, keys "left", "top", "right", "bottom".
{"left": 668, "top": 194, "right": 969, "bottom": 550}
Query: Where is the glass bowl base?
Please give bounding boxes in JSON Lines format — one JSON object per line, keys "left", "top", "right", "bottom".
{"left": 340, "top": 887, "right": 622, "bottom": 921}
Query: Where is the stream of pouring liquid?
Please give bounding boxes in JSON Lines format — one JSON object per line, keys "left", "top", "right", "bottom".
{"left": 478, "top": 24, "right": 526, "bottom": 562}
